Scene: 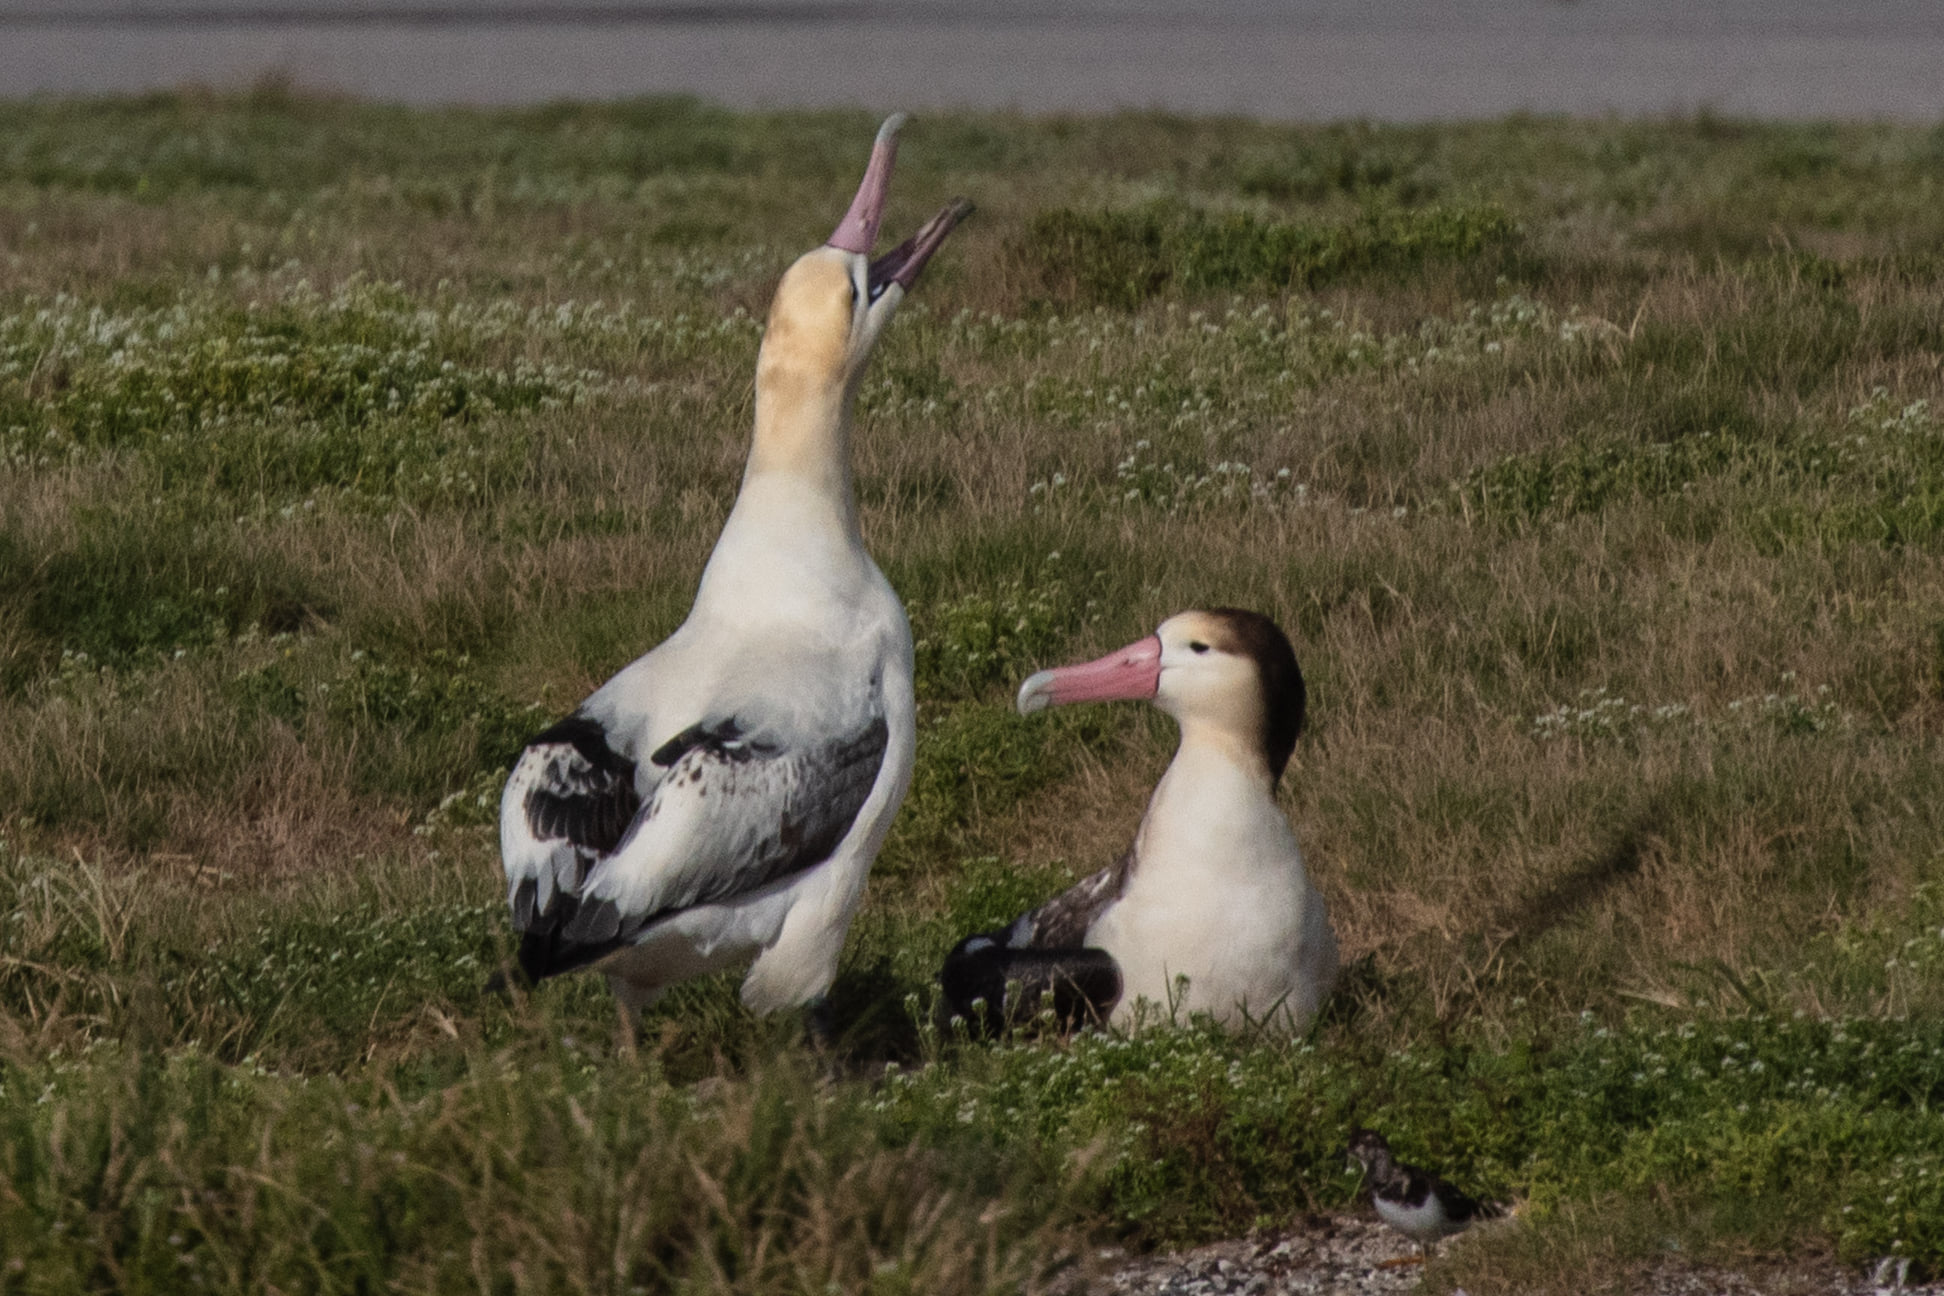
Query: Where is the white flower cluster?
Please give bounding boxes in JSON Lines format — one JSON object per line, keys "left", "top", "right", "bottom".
{"left": 1531, "top": 674, "right": 1849, "bottom": 742}
{"left": 413, "top": 767, "right": 511, "bottom": 837}
{"left": 1283, "top": 292, "right": 1589, "bottom": 376}
{"left": 1529, "top": 687, "right": 1692, "bottom": 741}
{"left": 956, "top": 292, "right": 1608, "bottom": 515}
{"left": 1848, "top": 388, "right": 1934, "bottom": 437}
{"left": 0, "top": 280, "right": 624, "bottom": 494}
{"left": 945, "top": 291, "right": 1597, "bottom": 368}
{"left": 1109, "top": 438, "right": 1298, "bottom": 511}
{"left": 1030, "top": 438, "right": 1308, "bottom": 515}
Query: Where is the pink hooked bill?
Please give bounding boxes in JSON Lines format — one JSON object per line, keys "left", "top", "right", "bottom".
{"left": 1016, "top": 635, "right": 1164, "bottom": 715}
{"left": 827, "top": 113, "right": 908, "bottom": 254}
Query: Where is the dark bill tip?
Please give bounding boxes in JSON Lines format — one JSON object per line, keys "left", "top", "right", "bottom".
{"left": 867, "top": 197, "right": 975, "bottom": 298}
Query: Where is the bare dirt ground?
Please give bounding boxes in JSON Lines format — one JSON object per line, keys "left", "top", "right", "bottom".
{"left": 1099, "top": 1217, "right": 1943, "bottom": 1296}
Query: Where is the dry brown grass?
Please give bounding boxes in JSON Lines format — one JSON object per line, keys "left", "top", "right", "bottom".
{"left": 4, "top": 100, "right": 1944, "bottom": 1285}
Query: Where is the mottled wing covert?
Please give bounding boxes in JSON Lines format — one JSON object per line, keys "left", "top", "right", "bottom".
{"left": 508, "top": 709, "right": 889, "bottom": 983}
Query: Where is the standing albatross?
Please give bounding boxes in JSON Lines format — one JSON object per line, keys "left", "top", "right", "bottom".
{"left": 500, "top": 115, "right": 969, "bottom": 1020}
{"left": 941, "top": 609, "right": 1338, "bottom": 1034}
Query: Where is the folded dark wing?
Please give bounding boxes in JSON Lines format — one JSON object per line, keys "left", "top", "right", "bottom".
{"left": 1006, "top": 849, "right": 1135, "bottom": 950}
{"left": 1429, "top": 1174, "right": 1501, "bottom": 1226}
{"left": 512, "top": 709, "right": 889, "bottom": 982}
{"left": 501, "top": 713, "right": 642, "bottom": 940}
{"left": 938, "top": 849, "right": 1135, "bottom": 1034}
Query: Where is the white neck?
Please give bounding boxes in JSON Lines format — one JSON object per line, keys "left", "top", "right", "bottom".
{"left": 1134, "top": 725, "right": 1290, "bottom": 880}
{"left": 1090, "top": 712, "right": 1330, "bottom": 1033}
{"left": 743, "top": 378, "right": 858, "bottom": 526}
{"left": 693, "top": 370, "right": 868, "bottom": 618}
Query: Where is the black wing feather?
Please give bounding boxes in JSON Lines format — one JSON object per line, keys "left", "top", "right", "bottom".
{"left": 1007, "top": 849, "right": 1135, "bottom": 949}
{"left": 503, "top": 712, "right": 646, "bottom": 983}
{"left": 516, "top": 890, "right": 638, "bottom": 983}
{"left": 1424, "top": 1172, "right": 1499, "bottom": 1225}
{"left": 512, "top": 712, "right": 889, "bottom": 984}
{"left": 520, "top": 713, "right": 642, "bottom": 855}
{"left": 938, "top": 849, "right": 1136, "bottom": 1034}
{"left": 940, "top": 942, "right": 1121, "bottom": 1037}
{"left": 649, "top": 715, "right": 773, "bottom": 768}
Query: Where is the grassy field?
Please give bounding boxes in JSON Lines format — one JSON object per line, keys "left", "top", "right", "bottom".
{"left": 1, "top": 92, "right": 1943, "bottom": 1292}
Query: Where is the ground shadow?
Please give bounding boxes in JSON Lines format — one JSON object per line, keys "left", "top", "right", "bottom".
{"left": 826, "top": 957, "right": 927, "bottom": 1067}
{"left": 1488, "top": 803, "right": 1660, "bottom": 957}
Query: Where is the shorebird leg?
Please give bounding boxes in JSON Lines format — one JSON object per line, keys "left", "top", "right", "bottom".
{"left": 1377, "top": 1250, "right": 1427, "bottom": 1270}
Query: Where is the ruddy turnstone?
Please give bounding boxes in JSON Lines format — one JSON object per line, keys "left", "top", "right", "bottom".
{"left": 1345, "top": 1129, "right": 1502, "bottom": 1263}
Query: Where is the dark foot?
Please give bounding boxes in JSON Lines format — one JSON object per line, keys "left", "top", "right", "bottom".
{"left": 482, "top": 963, "right": 528, "bottom": 998}
{"left": 805, "top": 995, "right": 837, "bottom": 1054}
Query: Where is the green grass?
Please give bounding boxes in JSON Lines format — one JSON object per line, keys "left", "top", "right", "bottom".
{"left": 2, "top": 97, "right": 1944, "bottom": 1292}
{"left": 1021, "top": 201, "right": 1521, "bottom": 309}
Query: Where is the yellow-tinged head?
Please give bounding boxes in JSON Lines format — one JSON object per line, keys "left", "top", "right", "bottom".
{"left": 758, "top": 248, "right": 870, "bottom": 409}
{"left": 757, "top": 116, "right": 973, "bottom": 411}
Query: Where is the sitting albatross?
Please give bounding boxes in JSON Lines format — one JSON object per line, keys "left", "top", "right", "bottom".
{"left": 941, "top": 609, "right": 1338, "bottom": 1034}
{"left": 499, "top": 115, "right": 969, "bottom": 1020}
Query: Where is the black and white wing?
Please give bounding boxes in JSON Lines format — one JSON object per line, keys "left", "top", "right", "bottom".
{"left": 500, "top": 712, "right": 643, "bottom": 958}
{"left": 1004, "top": 849, "right": 1135, "bottom": 950}
{"left": 938, "top": 850, "right": 1134, "bottom": 1034}
{"left": 1371, "top": 1159, "right": 1503, "bottom": 1245}
{"left": 1424, "top": 1170, "right": 1501, "bottom": 1230}
{"left": 505, "top": 708, "right": 889, "bottom": 984}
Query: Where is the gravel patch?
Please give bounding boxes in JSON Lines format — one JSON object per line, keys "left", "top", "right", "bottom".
{"left": 1096, "top": 1216, "right": 1426, "bottom": 1296}
{"left": 1095, "top": 1216, "right": 1944, "bottom": 1296}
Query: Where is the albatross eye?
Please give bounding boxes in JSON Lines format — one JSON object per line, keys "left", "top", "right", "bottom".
{"left": 1188, "top": 641, "right": 1210, "bottom": 654}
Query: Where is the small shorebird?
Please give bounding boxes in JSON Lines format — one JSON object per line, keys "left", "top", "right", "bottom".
{"left": 1345, "top": 1129, "right": 1503, "bottom": 1264}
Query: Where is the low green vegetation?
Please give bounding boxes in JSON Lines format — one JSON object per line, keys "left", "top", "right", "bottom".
{"left": 1, "top": 98, "right": 1942, "bottom": 1292}
{"left": 1021, "top": 201, "right": 1521, "bottom": 309}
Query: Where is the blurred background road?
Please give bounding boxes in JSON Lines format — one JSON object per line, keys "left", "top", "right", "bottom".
{"left": 1, "top": 0, "right": 1941, "bottom": 118}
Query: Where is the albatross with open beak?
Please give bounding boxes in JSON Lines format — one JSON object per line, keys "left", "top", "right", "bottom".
{"left": 499, "top": 115, "right": 970, "bottom": 1023}
{"left": 941, "top": 609, "right": 1338, "bottom": 1034}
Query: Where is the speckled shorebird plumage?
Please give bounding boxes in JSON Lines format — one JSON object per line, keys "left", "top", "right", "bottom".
{"left": 1346, "top": 1129, "right": 1501, "bottom": 1260}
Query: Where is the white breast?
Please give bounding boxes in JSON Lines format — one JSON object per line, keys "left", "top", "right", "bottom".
{"left": 560, "top": 496, "right": 915, "bottom": 1015}
{"left": 1374, "top": 1192, "right": 1454, "bottom": 1244}
{"left": 586, "top": 479, "right": 907, "bottom": 756}
{"left": 1084, "top": 744, "right": 1337, "bottom": 1032}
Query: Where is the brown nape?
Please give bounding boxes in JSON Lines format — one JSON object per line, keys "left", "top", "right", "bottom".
{"left": 1206, "top": 607, "right": 1306, "bottom": 782}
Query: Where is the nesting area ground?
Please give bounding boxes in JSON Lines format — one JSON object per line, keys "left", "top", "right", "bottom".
{"left": 1, "top": 99, "right": 1943, "bottom": 1293}
{"left": 1102, "top": 1216, "right": 1944, "bottom": 1295}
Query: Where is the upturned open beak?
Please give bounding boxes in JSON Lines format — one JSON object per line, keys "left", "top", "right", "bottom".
{"left": 870, "top": 198, "right": 974, "bottom": 297}
{"left": 827, "top": 113, "right": 972, "bottom": 301}
{"left": 1016, "top": 635, "right": 1164, "bottom": 715}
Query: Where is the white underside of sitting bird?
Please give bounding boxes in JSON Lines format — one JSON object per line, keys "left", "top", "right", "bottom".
{"left": 1086, "top": 739, "right": 1337, "bottom": 1031}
